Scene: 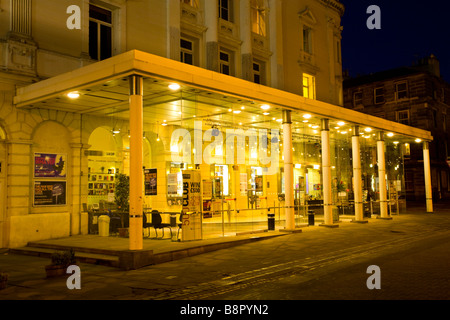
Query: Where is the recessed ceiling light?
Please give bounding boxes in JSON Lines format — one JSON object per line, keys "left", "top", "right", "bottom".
{"left": 168, "top": 83, "right": 180, "bottom": 91}
{"left": 303, "top": 114, "right": 312, "bottom": 119}
{"left": 387, "top": 132, "right": 394, "bottom": 137}
{"left": 263, "top": 112, "right": 270, "bottom": 115}
{"left": 337, "top": 121, "right": 345, "bottom": 126}
{"left": 261, "top": 104, "right": 270, "bottom": 110}
{"left": 364, "top": 127, "right": 372, "bottom": 132}
{"left": 233, "top": 110, "right": 241, "bottom": 114}
{"left": 415, "top": 138, "right": 422, "bottom": 143}
{"left": 67, "top": 91, "right": 80, "bottom": 99}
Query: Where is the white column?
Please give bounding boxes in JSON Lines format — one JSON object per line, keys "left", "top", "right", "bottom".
{"left": 321, "top": 119, "right": 335, "bottom": 226}
{"left": 352, "top": 126, "right": 365, "bottom": 222}
{"left": 423, "top": 141, "right": 433, "bottom": 213}
{"left": 377, "top": 132, "right": 389, "bottom": 219}
{"left": 283, "top": 110, "right": 295, "bottom": 230}
{"left": 129, "top": 75, "right": 144, "bottom": 251}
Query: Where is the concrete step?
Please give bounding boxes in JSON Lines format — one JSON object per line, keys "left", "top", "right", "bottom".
{"left": 10, "top": 246, "right": 120, "bottom": 268}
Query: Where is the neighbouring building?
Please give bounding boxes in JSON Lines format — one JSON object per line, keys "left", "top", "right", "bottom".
{"left": 343, "top": 55, "right": 450, "bottom": 201}
{"left": 0, "top": 0, "right": 432, "bottom": 250}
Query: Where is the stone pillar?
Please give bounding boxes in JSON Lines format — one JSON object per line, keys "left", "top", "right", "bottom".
{"left": 128, "top": 75, "right": 144, "bottom": 250}
{"left": 423, "top": 141, "right": 433, "bottom": 213}
{"left": 320, "top": 119, "right": 336, "bottom": 227}
{"left": 282, "top": 110, "right": 295, "bottom": 230}
{"left": 205, "top": 0, "right": 219, "bottom": 72}
{"left": 351, "top": 126, "right": 366, "bottom": 223}
{"left": 377, "top": 132, "right": 390, "bottom": 219}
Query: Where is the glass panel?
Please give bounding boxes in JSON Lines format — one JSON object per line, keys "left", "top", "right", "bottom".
{"left": 100, "top": 24, "right": 112, "bottom": 60}
{"left": 89, "top": 20, "right": 98, "bottom": 60}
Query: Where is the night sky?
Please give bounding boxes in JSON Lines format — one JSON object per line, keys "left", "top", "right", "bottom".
{"left": 340, "top": 0, "right": 450, "bottom": 81}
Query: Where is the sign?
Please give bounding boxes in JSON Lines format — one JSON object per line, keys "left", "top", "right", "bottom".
{"left": 34, "top": 181, "right": 67, "bottom": 206}
{"left": 144, "top": 168, "right": 157, "bottom": 195}
{"left": 34, "top": 153, "right": 66, "bottom": 178}
{"left": 182, "top": 170, "right": 201, "bottom": 214}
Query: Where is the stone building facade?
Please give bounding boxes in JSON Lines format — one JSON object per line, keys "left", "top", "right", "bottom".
{"left": 343, "top": 55, "right": 449, "bottom": 201}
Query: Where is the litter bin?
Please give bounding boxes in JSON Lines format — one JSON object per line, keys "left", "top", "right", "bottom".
{"left": 308, "top": 210, "right": 315, "bottom": 226}
{"left": 98, "top": 215, "right": 110, "bottom": 237}
{"left": 268, "top": 213, "right": 275, "bottom": 230}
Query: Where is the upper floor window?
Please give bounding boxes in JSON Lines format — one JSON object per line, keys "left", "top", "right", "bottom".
{"left": 219, "top": 0, "right": 233, "bottom": 22}
{"left": 374, "top": 87, "right": 385, "bottom": 104}
{"left": 395, "top": 81, "right": 408, "bottom": 100}
{"left": 219, "top": 48, "right": 234, "bottom": 76}
{"left": 397, "top": 110, "right": 410, "bottom": 125}
{"left": 180, "top": 38, "right": 194, "bottom": 65}
{"left": 303, "top": 74, "right": 316, "bottom": 99}
{"left": 89, "top": 4, "right": 112, "bottom": 61}
{"left": 353, "top": 91, "right": 363, "bottom": 107}
{"left": 251, "top": 0, "right": 266, "bottom": 37}
{"left": 252, "top": 59, "right": 266, "bottom": 85}
{"left": 303, "top": 26, "right": 313, "bottom": 54}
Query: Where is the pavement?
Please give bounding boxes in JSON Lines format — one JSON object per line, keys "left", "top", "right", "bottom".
{"left": 0, "top": 201, "right": 449, "bottom": 304}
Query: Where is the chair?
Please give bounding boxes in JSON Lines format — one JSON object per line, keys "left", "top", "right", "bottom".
{"left": 142, "top": 212, "right": 153, "bottom": 238}
{"left": 177, "top": 213, "right": 183, "bottom": 240}
{"left": 108, "top": 210, "right": 122, "bottom": 234}
{"left": 151, "top": 210, "right": 172, "bottom": 239}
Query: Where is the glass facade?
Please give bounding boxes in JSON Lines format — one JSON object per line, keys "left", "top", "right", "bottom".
{"left": 77, "top": 76, "right": 410, "bottom": 240}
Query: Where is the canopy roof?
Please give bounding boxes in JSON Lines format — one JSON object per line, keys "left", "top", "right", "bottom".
{"left": 14, "top": 50, "right": 432, "bottom": 142}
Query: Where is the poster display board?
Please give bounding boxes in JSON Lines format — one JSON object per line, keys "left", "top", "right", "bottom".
{"left": 144, "top": 168, "right": 157, "bottom": 195}
{"left": 181, "top": 170, "right": 202, "bottom": 241}
{"left": 34, "top": 181, "right": 67, "bottom": 206}
{"left": 34, "top": 153, "right": 66, "bottom": 178}
{"left": 182, "top": 170, "right": 201, "bottom": 214}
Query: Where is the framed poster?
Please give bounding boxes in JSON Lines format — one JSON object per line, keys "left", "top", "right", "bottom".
{"left": 34, "top": 181, "right": 67, "bottom": 206}
{"left": 34, "top": 153, "right": 67, "bottom": 178}
{"left": 144, "top": 168, "right": 157, "bottom": 195}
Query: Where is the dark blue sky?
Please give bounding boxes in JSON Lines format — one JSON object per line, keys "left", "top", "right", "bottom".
{"left": 340, "top": 1, "right": 450, "bottom": 81}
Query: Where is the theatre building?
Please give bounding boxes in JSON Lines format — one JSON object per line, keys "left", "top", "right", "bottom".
{"left": 0, "top": 0, "right": 432, "bottom": 250}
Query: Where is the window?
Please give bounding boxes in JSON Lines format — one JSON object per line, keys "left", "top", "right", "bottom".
{"left": 353, "top": 91, "right": 363, "bottom": 107}
{"left": 395, "top": 81, "right": 408, "bottom": 100}
{"left": 397, "top": 110, "right": 410, "bottom": 125}
{"left": 219, "top": 49, "right": 234, "bottom": 76}
{"left": 219, "top": 0, "right": 232, "bottom": 22}
{"left": 303, "top": 74, "right": 316, "bottom": 99}
{"left": 374, "top": 87, "right": 385, "bottom": 104}
{"left": 251, "top": 0, "right": 266, "bottom": 37}
{"left": 303, "top": 26, "right": 313, "bottom": 54}
{"left": 180, "top": 38, "right": 194, "bottom": 65}
{"left": 252, "top": 60, "right": 266, "bottom": 85}
{"left": 89, "top": 4, "right": 112, "bottom": 61}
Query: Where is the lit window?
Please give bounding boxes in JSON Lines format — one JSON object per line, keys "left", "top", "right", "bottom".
{"left": 395, "top": 81, "right": 408, "bottom": 100}
{"left": 303, "top": 74, "right": 316, "bottom": 99}
{"left": 89, "top": 4, "right": 113, "bottom": 61}
{"left": 251, "top": 0, "right": 266, "bottom": 37}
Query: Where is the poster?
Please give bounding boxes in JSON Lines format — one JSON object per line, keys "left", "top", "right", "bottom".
{"left": 34, "top": 181, "right": 67, "bottom": 206}
{"left": 34, "top": 153, "right": 66, "bottom": 178}
{"left": 182, "top": 170, "right": 201, "bottom": 214}
{"left": 167, "top": 173, "right": 179, "bottom": 195}
{"left": 240, "top": 173, "right": 248, "bottom": 195}
{"left": 144, "top": 168, "right": 157, "bottom": 195}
